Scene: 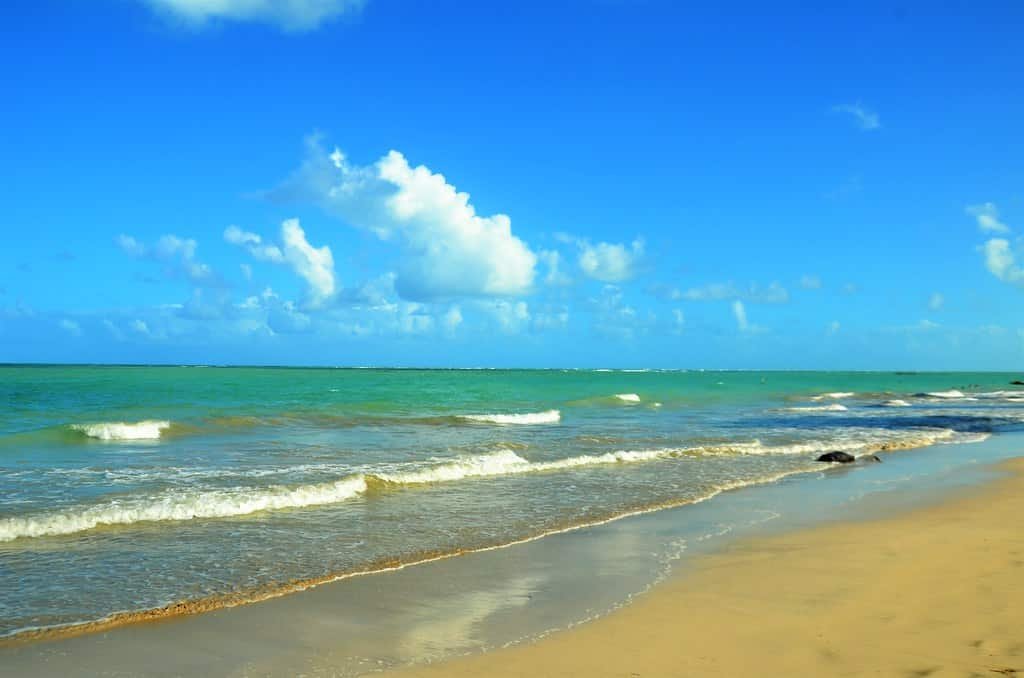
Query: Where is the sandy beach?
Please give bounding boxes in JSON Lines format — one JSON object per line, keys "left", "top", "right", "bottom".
{"left": 393, "top": 457, "right": 1024, "bottom": 677}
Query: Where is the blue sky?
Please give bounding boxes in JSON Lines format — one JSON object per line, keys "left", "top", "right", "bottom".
{"left": 2, "top": 0, "right": 1023, "bottom": 368}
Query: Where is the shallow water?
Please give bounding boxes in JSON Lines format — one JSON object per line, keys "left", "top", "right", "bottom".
{"left": 3, "top": 430, "right": 1021, "bottom": 677}
{"left": 1, "top": 366, "right": 1022, "bottom": 638}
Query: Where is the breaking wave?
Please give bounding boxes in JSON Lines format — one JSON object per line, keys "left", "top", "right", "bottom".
{"left": 0, "top": 427, "right": 982, "bottom": 542}
{"left": 614, "top": 393, "right": 641, "bottom": 402}
{"left": 925, "top": 389, "right": 966, "bottom": 399}
{"left": 0, "top": 476, "right": 369, "bottom": 541}
{"left": 458, "top": 410, "right": 561, "bottom": 425}
{"left": 811, "top": 392, "right": 855, "bottom": 400}
{"left": 70, "top": 421, "right": 172, "bottom": 441}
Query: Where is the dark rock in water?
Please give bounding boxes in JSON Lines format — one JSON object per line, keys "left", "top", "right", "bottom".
{"left": 867, "top": 455, "right": 882, "bottom": 463}
{"left": 1012, "top": 380, "right": 1024, "bottom": 386}
{"left": 816, "top": 451, "right": 856, "bottom": 463}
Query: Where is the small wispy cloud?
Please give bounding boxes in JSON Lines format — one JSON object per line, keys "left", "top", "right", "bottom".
{"left": 224, "top": 225, "right": 285, "bottom": 262}
{"left": 981, "top": 238, "right": 1024, "bottom": 286}
{"left": 59, "top": 318, "right": 82, "bottom": 337}
{"left": 928, "top": 292, "right": 944, "bottom": 311}
{"left": 833, "top": 102, "right": 880, "bottom": 131}
{"left": 966, "top": 203, "right": 1010, "bottom": 234}
{"left": 142, "top": 0, "right": 366, "bottom": 32}
{"left": 684, "top": 281, "right": 789, "bottom": 304}
{"left": 117, "top": 233, "right": 218, "bottom": 285}
{"left": 824, "top": 175, "right": 863, "bottom": 200}
{"left": 538, "top": 250, "right": 572, "bottom": 287}
{"left": 800, "top": 274, "right": 821, "bottom": 290}
{"left": 732, "top": 300, "right": 748, "bottom": 332}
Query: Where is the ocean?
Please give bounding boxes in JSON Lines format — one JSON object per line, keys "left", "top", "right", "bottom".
{"left": 1, "top": 366, "right": 1023, "bottom": 641}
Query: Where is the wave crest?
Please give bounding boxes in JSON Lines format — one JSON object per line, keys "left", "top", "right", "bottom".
{"left": 458, "top": 410, "right": 560, "bottom": 425}
{"left": 810, "top": 392, "right": 855, "bottom": 400}
{"left": 70, "top": 421, "right": 172, "bottom": 441}
{"left": 925, "top": 389, "right": 966, "bottom": 399}
{"left": 1, "top": 428, "right": 986, "bottom": 542}
{"left": 0, "top": 476, "right": 368, "bottom": 541}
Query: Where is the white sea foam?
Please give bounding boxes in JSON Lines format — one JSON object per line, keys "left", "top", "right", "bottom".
{"left": 975, "top": 390, "right": 1024, "bottom": 400}
{"left": 704, "top": 428, "right": 969, "bottom": 457}
{"left": 811, "top": 392, "right": 855, "bottom": 401}
{"left": 0, "top": 476, "right": 369, "bottom": 541}
{"left": 926, "top": 389, "right": 965, "bottom": 399}
{"left": 0, "top": 448, "right": 706, "bottom": 541}
{"left": 614, "top": 393, "right": 641, "bottom": 402}
{"left": 785, "top": 404, "right": 848, "bottom": 412}
{"left": 458, "top": 410, "right": 561, "bottom": 425}
{"left": 376, "top": 450, "right": 533, "bottom": 483}
{"left": 70, "top": 421, "right": 172, "bottom": 441}
{"left": 880, "top": 399, "right": 912, "bottom": 407}
{"left": 1, "top": 428, "right": 987, "bottom": 542}
{"left": 377, "top": 448, "right": 685, "bottom": 484}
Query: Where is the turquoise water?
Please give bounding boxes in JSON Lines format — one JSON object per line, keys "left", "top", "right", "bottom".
{"left": 1, "top": 366, "right": 1023, "bottom": 638}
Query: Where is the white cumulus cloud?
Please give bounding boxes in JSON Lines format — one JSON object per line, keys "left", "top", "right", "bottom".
{"left": 281, "top": 219, "right": 336, "bottom": 305}
{"left": 277, "top": 141, "right": 537, "bottom": 302}
{"left": 225, "top": 219, "right": 337, "bottom": 306}
{"left": 142, "top": 0, "right": 365, "bottom": 31}
{"left": 224, "top": 225, "right": 284, "bottom": 262}
{"left": 577, "top": 238, "right": 644, "bottom": 282}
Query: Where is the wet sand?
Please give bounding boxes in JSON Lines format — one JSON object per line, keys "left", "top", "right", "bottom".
{"left": 393, "top": 458, "right": 1024, "bottom": 677}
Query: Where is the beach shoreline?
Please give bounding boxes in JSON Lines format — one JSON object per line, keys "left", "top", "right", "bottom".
{"left": 391, "top": 456, "right": 1024, "bottom": 677}
{"left": 2, "top": 432, "right": 1022, "bottom": 676}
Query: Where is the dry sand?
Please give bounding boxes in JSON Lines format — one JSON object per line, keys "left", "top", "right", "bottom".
{"left": 391, "top": 458, "right": 1024, "bottom": 677}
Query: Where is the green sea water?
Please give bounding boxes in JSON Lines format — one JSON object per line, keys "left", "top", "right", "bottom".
{"left": 1, "top": 366, "right": 1022, "bottom": 638}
